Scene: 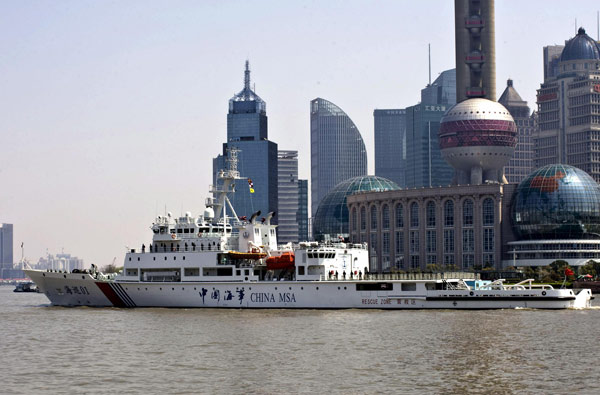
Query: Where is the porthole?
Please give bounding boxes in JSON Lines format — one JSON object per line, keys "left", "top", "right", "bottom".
{"left": 82, "top": 276, "right": 85, "bottom": 279}
{"left": 316, "top": 287, "right": 319, "bottom": 290}
{"left": 153, "top": 257, "right": 156, "bottom": 261}
{"left": 172, "top": 287, "right": 175, "bottom": 291}
{"left": 301, "top": 287, "right": 304, "bottom": 290}
{"left": 160, "top": 288, "right": 162, "bottom": 291}
{"left": 164, "top": 257, "right": 167, "bottom": 261}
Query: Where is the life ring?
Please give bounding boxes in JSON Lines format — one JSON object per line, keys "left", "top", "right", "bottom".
{"left": 541, "top": 290, "right": 547, "bottom": 296}
{"left": 171, "top": 234, "right": 176, "bottom": 240}
{"left": 469, "top": 291, "right": 474, "bottom": 296}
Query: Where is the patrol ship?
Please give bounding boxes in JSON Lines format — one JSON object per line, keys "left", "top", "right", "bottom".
{"left": 25, "top": 150, "right": 592, "bottom": 309}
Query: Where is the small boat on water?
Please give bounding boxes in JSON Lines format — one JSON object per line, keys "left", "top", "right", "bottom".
{"left": 13, "top": 282, "right": 39, "bottom": 293}
{"left": 24, "top": 149, "right": 593, "bottom": 309}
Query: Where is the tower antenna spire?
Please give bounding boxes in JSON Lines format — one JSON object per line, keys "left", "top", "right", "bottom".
{"left": 428, "top": 43, "right": 431, "bottom": 86}
{"left": 244, "top": 60, "right": 250, "bottom": 90}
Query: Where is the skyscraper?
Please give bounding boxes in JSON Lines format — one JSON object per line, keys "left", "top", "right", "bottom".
{"left": 543, "top": 45, "right": 565, "bottom": 81}
{"left": 310, "top": 98, "right": 367, "bottom": 216}
{"left": 536, "top": 28, "right": 600, "bottom": 181}
{"left": 213, "top": 61, "right": 278, "bottom": 219}
{"left": 499, "top": 79, "right": 535, "bottom": 183}
{"left": 277, "top": 150, "right": 299, "bottom": 243}
{"left": 297, "top": 179, "right": 309, "bottom": 242}
{"left": 404, "top": 69, "right": 456, "bottom": 188}
{"left": 374, "top": 109, "right": 406, "bottom": 188}
{"left": 0, "top": 223, "right": 13, "bottom": 266}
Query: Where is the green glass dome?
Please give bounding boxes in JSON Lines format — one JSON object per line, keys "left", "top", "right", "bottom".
{"left": 313, "top": 176, "right": 400, "bottom": 240}
{"left": 511, "top": 164, "right": 600, "bottom": 239}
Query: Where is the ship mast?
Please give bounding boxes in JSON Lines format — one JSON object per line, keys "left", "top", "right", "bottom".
{"left": 208, "top": 147, "right": 241, "bottom": 225}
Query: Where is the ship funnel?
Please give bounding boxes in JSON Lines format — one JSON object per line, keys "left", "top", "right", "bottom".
{"left": 250, "top": 210, "right": 261, "bottom": 224}
{"left": 265, "top": 211, "right": 276, "bottom": 225}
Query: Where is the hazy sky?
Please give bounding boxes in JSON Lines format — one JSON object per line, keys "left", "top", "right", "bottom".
{"left": 1, "top": 0, "right": 599, "bottom": 267}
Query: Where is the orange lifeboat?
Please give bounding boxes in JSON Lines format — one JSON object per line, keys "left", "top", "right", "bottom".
{"left": 266, "top": 251, "right": 295, "bottom": 271}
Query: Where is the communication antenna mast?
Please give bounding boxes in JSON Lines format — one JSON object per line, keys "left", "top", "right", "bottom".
{"left": 244, "top": 60, "right": 250, "bottom": 90}
{"left": 428, "top": 43, "right": 431, "bottom": 86}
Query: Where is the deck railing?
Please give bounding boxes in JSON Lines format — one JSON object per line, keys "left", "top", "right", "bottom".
{"left": 321, "top": 272, "right": 480, "bottom": 281}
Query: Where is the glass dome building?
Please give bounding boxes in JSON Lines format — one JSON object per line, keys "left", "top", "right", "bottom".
{"left": 511, "top": 164, "right": 600, "bottom": 239}
{"left": 313, "top": 176, "right": 399, "bottom": 241}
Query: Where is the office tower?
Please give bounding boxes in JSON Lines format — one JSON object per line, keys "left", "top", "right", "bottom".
{"left": 0, "top": 223, "right": 13, "bottom": 266}
{"left": 213, "top": 61, "right": 278, "bottom": 219}
{"left": 543, "top": 45, "right": 565, "bottom": 80}
{"left": 498, "top": 79, "right": 535, "bottom": 183}
{"left": 404, "top": 69, "right": 456, "bottom": 188}
{"left": 310, "top": 98, "right": 367, "bottom": 216}
{"left": 536, "top": 28, "right": 600, "bottom": 181}
{"left": 297, "top": 179, "right": 309, "bottom": 241}
{"left": 374, "top": 109, "right": 406, "bottom": 188}
{"left": 277, "top": 151, "right": 299, "bottom": 243}
{"left": 454, "top": 0, "right": 496, "bottom": 102}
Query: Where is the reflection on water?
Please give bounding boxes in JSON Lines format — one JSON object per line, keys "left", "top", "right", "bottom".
{"left": 0, "top": 287, "right": 598, "bottom": 394}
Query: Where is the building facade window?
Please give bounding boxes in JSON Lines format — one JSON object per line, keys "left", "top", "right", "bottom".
{"left": 444, "top": 254, "right": 455, "bottom": 266}
{"left": 396, "top": 204, "right": 404, "bottom": 228}
{"left": 351, "top": 208, "right": 357, "bottom": 233}
{"left": 462, "top": 229, "right": 474, "bottom": 252}
{"left": 360, "top": 206, "right": 366, "bottom": 231}
{"left": 370, "top": 205, "right": 378, "bottom": 230}
{"left": 444, "top": 229, "right": 454, "bottom": 253}
{"left": 410, "top": 255, "right": 420, "bottom": 269}
{"left": 463, "top": 199, "right": 473, "bottom": 227}
{"left": 410, "top": 230, "right": 419, "bottom": 253}
{"left": 463, "top": 254, "right": 474, "bottom": 268}
{"left": 426, "top": 230, "right": 436, "bottom": 253}
{"left": 444, "top": 200, "right": 454, "bottom": 227}
{"left": 395, "top": 231, "right": 404, "bottom": 255}
{"left": 426, "top": 201, "right": 436, "bottom": 228}
{"left": 483, "top": 228, "right": 494, "bottom": 252}
{"left": 382, "top": 205, "right": 390, "bottom": 230}
{"left": 382, "top": 232, "right": 390, "bottom": 255}
{"left": 482, "top": 198, "right": 494, "bottom": 226}
{"left": 410, "top": 202, "right": 419, "bottom": 228}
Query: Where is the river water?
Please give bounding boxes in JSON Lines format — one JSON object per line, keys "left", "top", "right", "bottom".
{"left": 1, "top": 286, "right": 598, "bottom": 394}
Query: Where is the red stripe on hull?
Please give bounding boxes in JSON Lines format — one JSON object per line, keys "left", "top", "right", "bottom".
{"left": 95, "top": 282, "right": 127, "bottom": 307}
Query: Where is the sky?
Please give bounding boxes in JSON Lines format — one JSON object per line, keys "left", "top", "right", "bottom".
{"left": 1, "top": 0, "right": 599, "bottom": 268}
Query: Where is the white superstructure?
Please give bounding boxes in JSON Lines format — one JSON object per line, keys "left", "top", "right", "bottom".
{"left": 25, "top": 150, "right": 593, "bottom": 309}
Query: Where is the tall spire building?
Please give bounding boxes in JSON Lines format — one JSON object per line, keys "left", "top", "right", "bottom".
{"left": 454, "top": 0, "right": 496, "bottom": 102}
{"left": 213, "top": 61, "right": 278, "bottom": 219}
{"left": 310, "top": 98, "right": 367, "bottom": 217}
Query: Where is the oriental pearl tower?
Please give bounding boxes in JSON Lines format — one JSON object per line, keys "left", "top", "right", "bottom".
{"left": 440, "top": 0, "right": 517, "bottom": 185}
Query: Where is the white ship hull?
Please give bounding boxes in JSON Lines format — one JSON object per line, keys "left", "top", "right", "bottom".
{"left": 26, "top": 270, "right": 592, "bottom": 309}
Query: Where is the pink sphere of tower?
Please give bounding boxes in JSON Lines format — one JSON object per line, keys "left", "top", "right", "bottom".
{"left": 439, "top": 98, "right": 517, "bottom": 185}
